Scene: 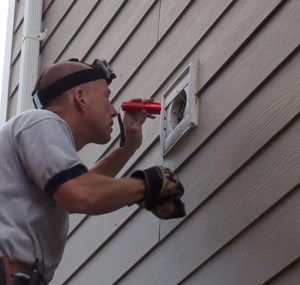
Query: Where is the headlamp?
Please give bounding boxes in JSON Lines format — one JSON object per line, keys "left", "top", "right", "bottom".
{"left": 91, "top": 59, "right": 116, "bottom": 84}
{"left": 32, "top": 58, "right": 116, "bottom": 109}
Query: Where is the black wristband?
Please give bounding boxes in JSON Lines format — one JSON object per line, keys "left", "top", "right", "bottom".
{"left": 131, "top": 166, "right": 163, "bottom": 210}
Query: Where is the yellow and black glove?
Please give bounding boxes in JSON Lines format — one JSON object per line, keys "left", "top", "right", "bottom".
{"left": 130, "top": 166, "right": 186, "bottom": 219}
{"left": 150, "top": 197, "right": 186, "bottom": 220}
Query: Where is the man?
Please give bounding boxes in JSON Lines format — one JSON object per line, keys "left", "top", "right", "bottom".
{"left": 0, "top": 59, "right": 185, "bottom": 284}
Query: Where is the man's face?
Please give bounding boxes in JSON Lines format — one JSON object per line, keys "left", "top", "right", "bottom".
{"left": 85, "top": 79, "right": 117, "bottom": 144}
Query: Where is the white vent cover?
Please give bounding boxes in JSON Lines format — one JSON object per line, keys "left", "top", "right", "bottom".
{"left": 160, "top": 60, "right": 199, "bottom": 156}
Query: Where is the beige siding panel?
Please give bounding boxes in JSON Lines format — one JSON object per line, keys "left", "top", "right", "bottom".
{"left": 115, "top": 126, "right": 163, "bottom": 177}
{"left": 196, "top": 0, "right": 285, "bottom": 90}
{"left": 160, "top": 47, "right": 300, "bottom": 237}
{"left": 77, "top": 0, "right": 263, "bottom": 171}
{"left": 63, "top": 0, "right": 292, "bottom": 235}
{"left": 68, "top": 2, "right": 160, "bottom": 174}
{"left": 51, "top": 206, "right": 139, "bottom": 284}
{"left": 13, "top": 0, "right": 24, "bottom": 32}
{"left": 125, "top": 139, "right": 164, "bottom": 174}
{"left": 101, "top": 2, "right": 160, "bottom": 99}
{"left": 163, "top": 0, "right": 300, "bottom": 170}
{"left": 41, "top": 0, "right": 75, "bottom": 48}
{"left": 113, "top": 0, "right": 283, "bottom": 105}
{"left": 106, "top": 0, "right": 280, "bottom": 151}
{"left": 77, "top": 143, "right": 107, "bottom": 168}
{"left": 111, "top": 0, "right": 284, "bottom": 110}
{"left": 96, "top": 0, "right": 283, "bottom": 173}
{"left": 64, "top": 210, "right": 159, "bottom": 285}
{"left": 57, "top": 0, "right": 297, "bottom": 240}
{"left": 68, "top": 213, "right": 86, "bottom": 234}
{"left": 6, "top": 89, "right": 18, "bottom": 120}
{"left": 43, "top": 0, "right": 54, "bottom": 13}
{"left": 98, "top": 0, "right": 235, "bottom": 162}
{"left": 116, "top": 36, "right": 299, "bottom": 281}
{"left": 133, "top": 49, "right": 300, "bottom": 240}
{"left": 110, "top": 0, "right": 234, "bottom": 101}
{"left": 58, "top": 0, "right": 139, "bottom": 62}
{"left": 9, "top": 57, "right": 20, "bottom": 98}
{"left": 40, "top": 0, "right": 98, "bottom": 70}
{"left": 182, "top": 186, "right": 300, "bottom": 285}
{"left": 39, "top": 1, "right": 300, "bottom": 283}
{"left": 62, "top": 53, "right": 300, "bottom": 284}
{"left": 117, "top": 119, "right": 300, "bottom": 285}
{"left": 116, "top": 50, "right": 300, "bottom": 281}
{"left": 84, "top": 0, "right": 157, "bottom": 63}
{"left": 11, "top": 23, "right": 22, "bottom": 64}
{"left": 106, "top": 0, "right": 290, "bottom": 177}
{"left": 267, "top": 261, "right": 300, "bottom": 285}
{"left": 15, "top": 0, "right": 55, "bottom": 30}
{"left": 158, "top": 0, "right": 192, "bottom": 39}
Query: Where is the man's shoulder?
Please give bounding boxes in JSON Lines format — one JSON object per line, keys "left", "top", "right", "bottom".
{"left": 19, "top": 109, "right": 60, "bottom": 121}
{"left": 10, "top": 110, "right": 67, "bottom": 135}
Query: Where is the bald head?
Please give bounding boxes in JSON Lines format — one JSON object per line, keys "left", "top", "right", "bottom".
{"left": 32, "top": 59, "right": 115, "bottom": 112}
{"left": 34, "top": 61, "right": 96, "bottom": 110}
{"left": 31, "top": 60, "right": 118, "bottom": 149}
{"left": 39, "top": 61, "right": 92, "bottom": 90}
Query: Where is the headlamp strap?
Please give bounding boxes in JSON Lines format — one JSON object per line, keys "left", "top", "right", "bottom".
{"left": 32, "top": 58, "right": 116, "bottom": 109}
{"left": 32, "top": 69, "right": 106, "bottom": 109}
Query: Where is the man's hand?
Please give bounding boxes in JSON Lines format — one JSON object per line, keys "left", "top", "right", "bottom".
{"left": 131, "top": 166, "right": 184, "bottom": 210}
{"left": 122, "top": 98, "right": 156, "bottom": 152}
{"left": 130, "top": 166, "right": 186, "bottom": 219}
{"left": 151, "top": 198, "right": 186, "bottom": 220}
{"left": 93, "top": 99, "right": 156, "bottom": 177}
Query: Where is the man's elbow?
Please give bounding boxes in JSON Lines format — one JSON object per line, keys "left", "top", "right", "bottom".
{"left": 54, "top": 182, "right": 92, "bottom": 214}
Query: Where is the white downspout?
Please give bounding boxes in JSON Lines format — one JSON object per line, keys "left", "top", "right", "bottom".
{"left": 17, "top": 0, "right": 47, "bottom": 114}
{"left": 0, "top": 0, "right": 16, "bottom": 127}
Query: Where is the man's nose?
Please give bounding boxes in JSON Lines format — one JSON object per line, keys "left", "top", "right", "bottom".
{"left": 111, "top": 105, "right": 117, "bottom": 117}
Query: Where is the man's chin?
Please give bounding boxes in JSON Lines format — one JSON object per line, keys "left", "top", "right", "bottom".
{"left": 97, "top": 135, "right": 111, "bottom": 144}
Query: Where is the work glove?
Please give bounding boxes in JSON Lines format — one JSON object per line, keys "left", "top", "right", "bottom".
{"left": 151, "top": 197, "right": 186, "bottom": 220}
{"left": 130, "top": 166, "right": 186, "bottom": 219}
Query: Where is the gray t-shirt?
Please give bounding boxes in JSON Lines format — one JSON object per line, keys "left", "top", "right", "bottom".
{"left": 0, "top": 109, "right": 87, "bottom": 283}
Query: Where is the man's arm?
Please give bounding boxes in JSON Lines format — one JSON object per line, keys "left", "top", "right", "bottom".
{"left": 54, "top": 102, "right": 156, "bottom": 215}
{"left": 54, "top": 171, "right": 145, "bottom": 215}
{"left": 92, "top": 107, "right": 154, "bottom": 177}
{"left": 92, "top": 146, "right": 135, "bottom": 177}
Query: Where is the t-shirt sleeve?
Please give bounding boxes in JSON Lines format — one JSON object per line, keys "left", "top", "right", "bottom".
{"left": 14, "top": 117, "right": 87, "bottom": 197}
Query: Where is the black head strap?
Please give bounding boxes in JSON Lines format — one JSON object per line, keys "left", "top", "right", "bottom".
{"left": 32, "top": 58, "right": 116, "bottom": 109}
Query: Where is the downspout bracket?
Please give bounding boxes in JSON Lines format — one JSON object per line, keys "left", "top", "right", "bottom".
{"left": 22, "top": 28, "right": 48, "bottom": 42}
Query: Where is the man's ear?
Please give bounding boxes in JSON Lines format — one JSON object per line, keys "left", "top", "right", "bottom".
{"left": 73, "top": 87, "right": 86, "bottom": 114}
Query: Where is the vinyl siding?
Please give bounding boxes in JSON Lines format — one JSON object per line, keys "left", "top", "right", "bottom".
{"left": 7, "top": 0, "right": 300, "bottom": 284}
{"left": 7, "top": 0, "right": 23, "bottom": 119}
